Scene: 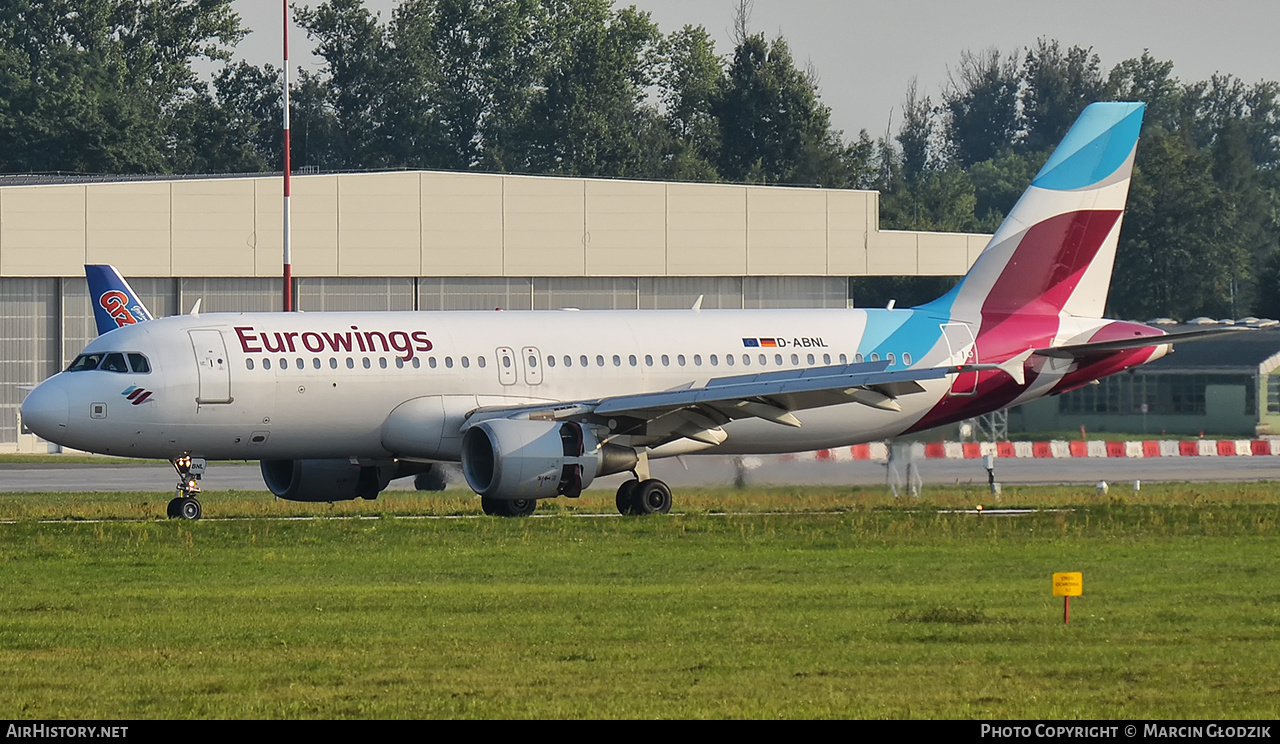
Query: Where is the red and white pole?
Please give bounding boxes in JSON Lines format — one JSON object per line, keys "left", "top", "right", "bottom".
{"left": 282, "top": 0, "right": 293, "bottom": 312}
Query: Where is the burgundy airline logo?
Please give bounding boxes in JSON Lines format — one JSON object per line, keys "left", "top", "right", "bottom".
{"left": 234, "top": 326, "right": 433, "bottom": 361}
{"left": 99, "top": 290, "right": 143, "bottom": 328}
{"left": 122, "top": 386, "right": 154, "bottom": 405}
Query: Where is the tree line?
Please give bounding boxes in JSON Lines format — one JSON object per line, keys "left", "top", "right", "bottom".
{"left": 2, "top": 0, "right": 1277, "bottom": 320}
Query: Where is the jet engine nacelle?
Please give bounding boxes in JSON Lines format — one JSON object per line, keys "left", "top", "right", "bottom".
{"left": 461, "top": 419, "right": 637, "bottom": 500}
{"left": 260, "top": 459, "right": 396, "bottom": 502}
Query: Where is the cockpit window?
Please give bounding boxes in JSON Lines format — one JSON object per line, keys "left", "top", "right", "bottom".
{"left": 100, "top": 353, "right": 129, "bottom": 372}
{"left": 128, "top": 353, "right": 151, "bottom": 373}
{"left": 68, "top": 353, "right": 104, "bottom": 372}
{"left": 66, "top": 352, "right": 151, "bottom": 373}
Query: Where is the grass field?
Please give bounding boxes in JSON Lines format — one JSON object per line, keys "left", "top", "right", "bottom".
{"left": 1, "top": 486, "right": 1278, "bottom": 719}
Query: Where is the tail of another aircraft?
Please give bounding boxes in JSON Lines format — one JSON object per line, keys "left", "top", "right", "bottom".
{"left": 920, "top": 102, "right": 1145, "bottom": 321}
{"left": 86, "top": 264, "right": 154, "bottom": 336}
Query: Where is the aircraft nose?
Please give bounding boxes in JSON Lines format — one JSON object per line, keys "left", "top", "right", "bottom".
{"left": 20, "top": 381, "right": 69, "bottom": 440}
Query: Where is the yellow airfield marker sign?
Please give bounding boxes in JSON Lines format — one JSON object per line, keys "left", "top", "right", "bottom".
{"left": 1053, "top": 572, "right": 1083, "bottom": 624}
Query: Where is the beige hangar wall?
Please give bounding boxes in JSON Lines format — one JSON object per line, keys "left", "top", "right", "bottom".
{"left": 0, "top": 172, "right": 990, "bottom": 279}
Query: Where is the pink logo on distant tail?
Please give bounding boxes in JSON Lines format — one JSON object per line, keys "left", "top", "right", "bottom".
{"left": 99, "top": 291, "right": 140, "bottom": 327}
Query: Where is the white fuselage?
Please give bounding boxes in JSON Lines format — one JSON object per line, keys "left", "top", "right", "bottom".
{"left": 23, "top": 306, "right": 1003, "bottom": 462}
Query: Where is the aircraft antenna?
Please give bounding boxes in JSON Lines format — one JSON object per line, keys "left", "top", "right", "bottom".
{"left": 281, "top": 0, "right": 294, "bottom": 312}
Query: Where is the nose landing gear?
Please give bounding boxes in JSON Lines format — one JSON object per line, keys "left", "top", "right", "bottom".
{"left": 167, "top": 455, "right": 205, "bottom": 520}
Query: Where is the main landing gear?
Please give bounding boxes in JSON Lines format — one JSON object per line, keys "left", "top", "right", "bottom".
{"left": 167, "top": 455, "right": 205, "bottom": 520}
{"left": 615, "top": 478, "right": 672, "bottom": 515}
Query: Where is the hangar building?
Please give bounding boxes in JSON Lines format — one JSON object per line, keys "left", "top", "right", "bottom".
{"left": 0, "top": 170, "right": 990, "bottom": 452}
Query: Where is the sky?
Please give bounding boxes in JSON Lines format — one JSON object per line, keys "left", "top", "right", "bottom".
{"left": 231, "top": 0, "right": 1280, "bottom": 139}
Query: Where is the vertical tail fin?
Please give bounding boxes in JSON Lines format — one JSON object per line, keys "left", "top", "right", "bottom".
{"left": 923, "top": 102, "right": 1145, "bottom": 320}
{"left": 86, "top": 264, "right": 154, "bottom": 336}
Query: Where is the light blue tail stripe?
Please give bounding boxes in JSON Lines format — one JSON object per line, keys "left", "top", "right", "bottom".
{"left": 1031, "top": 103, "right": 1144, "bottom": 191}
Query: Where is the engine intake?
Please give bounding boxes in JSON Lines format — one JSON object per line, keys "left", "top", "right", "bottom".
{"left": 462, "top": 419, "right": 636, "bottom": 500}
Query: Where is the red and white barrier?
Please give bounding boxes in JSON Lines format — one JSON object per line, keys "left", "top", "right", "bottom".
{"left": 785, "top": 438, "right": 1280, "bottom": 462}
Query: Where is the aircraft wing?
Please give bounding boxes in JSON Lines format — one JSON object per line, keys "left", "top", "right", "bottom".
{"left": 1033, "top": 327, "right": 1254, "bottom": 359}
{"left": 465, "top": 359, "right": 995, "bottom": 447}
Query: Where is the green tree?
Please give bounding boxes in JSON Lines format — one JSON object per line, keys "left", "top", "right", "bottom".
{"left": 657, "top": 24, "right": 723, "bottom": 181}
{"left": 967, "top": 148, "right": 1044, "bottom": 231}
{"left": 941, "top": 48, "right": 1021, "bottom": 168}
{"left": 388, "top": 0, "right": 548, "bottom": 171}
{"left": 1020, "top": 39, "right": 1105, "bottom": 153}
{"left": 896, "top": 78, "right": 934, "bottom": 182}
{"left": 516, "top": 0, "right": 661, "bottom": 176}
{"left": 1111, "top": 131, "right": 1243, "bottom": 319}
{"left": 716, "top": 32, "right": 842, "bottom": 185}
{"left": 0, "top": 0, "right": 244, "bottom": 173}
{"left": 294, "top": 0, "right": 398, "bottom": 169}
{"left": 1106, "top": 52, "right": 1182, "bottom": 132}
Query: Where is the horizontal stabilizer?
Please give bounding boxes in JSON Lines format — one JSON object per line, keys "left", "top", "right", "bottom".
{"left": 1033, "top": 327, "right": 1253, "bottom": 359}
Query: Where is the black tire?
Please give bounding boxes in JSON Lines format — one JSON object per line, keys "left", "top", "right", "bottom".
{"left": 632, "top": 479, "right": 672, "bottom": 515}
{"left": 414, "top": 467, "right": 448, "bottom": 491}
{"left": 178, "top": 498, "right": 202, "bottom": 520}
{"left": 615, "top": 480, "right": 640, "bottom": 515}
{"left": 480, "top": 496, "right": 536, "bottom": 517}
{"left": 166, "top": 498, "right": 181, "bottom": 519}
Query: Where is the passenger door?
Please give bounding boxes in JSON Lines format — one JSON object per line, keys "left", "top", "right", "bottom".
{"left": 189, "top": 329, "right": 232, "bottom": 404}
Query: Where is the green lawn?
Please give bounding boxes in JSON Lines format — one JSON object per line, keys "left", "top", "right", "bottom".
{"left": 0, "top": 489, "right": 1277, "bottom": 719}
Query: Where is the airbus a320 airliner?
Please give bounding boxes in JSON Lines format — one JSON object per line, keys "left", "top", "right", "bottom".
{"left": 19, "top": 102, "right": 1239, "bottom": 519}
